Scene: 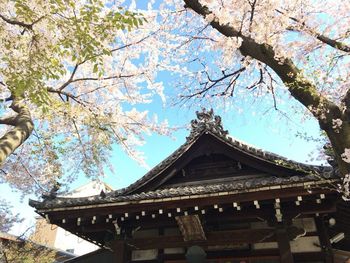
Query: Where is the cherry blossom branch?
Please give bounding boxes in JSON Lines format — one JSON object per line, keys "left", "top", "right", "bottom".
{"left": 71, "top": 73, "right": 138, "bottom": 83}
{"left": 266, "top": 69, "right": 278, "bottom": 110}
{"left": 184, "top": 0, "right": 350, "bottom": 179}
{"left": 275, "top": 9, "right": 350, "bottom": 53}
{"left": 184, "top": 0, "right": 341, "bottom": 126}
{"left": 18, "top": 159, "right": 49, "bottom": 193}
{"left": 247, "top": 67, "right": 264, "bottom": 90}
{"left": 46, "top": 87, "right": 80, "bottom": 104}
{"left": 108, "top": 125, "right": 137, "bottom": 160}
{"left": 180, "top": 67, "right": 246, "bottom": 99}
{"left": 58, "top": 64, "right": 78, "bottom": 91}
{"left": 173, "top": 24, "right": 211, "bottom": 50}
{"left": 57, "top": 32, "right": 154, "bottom": 92}
{"left": 248, "top": 0, "right": 257, "bottom": 32}
{"left": 0, "top": 13, "right": 45, "bottom": 31}
{"left": 78, "top": 31, "right": 159, "bottom": 66}
{"left": 52, "top": 73, "right": 140, "bottom": 101}
{"left": 0, "top": 13, "right": 33, "bottom": 29}
{"left": 71, "top": 119, "right": 89, "bottom": 162}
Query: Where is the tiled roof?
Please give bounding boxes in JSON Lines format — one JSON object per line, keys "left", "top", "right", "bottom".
{"left": 29, "top": 109, "right": 337, "bottom": 210}
{"left": 29, "top": 172, "right": 337, "bottom": 209}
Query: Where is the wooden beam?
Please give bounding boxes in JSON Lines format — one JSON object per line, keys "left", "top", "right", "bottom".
{"left": 275, "top": 227, "right": 294, "bottom": 263}
{"left": 45, "top": 189, "right": 333, "bottom": 218}
{"left": 162, "top": 249, "right": 281, "bottom": 261}
{"left": 151, "top": 250, "right": 324, "bottom": 262}
{"left": 315, "top": 216, "right": 334, "bottom": 263}
{"left": 47, "top": 193, "right": 337, "bottom": 224}
{"left": 122, "top": 228, "right": 275, "bottom": 250}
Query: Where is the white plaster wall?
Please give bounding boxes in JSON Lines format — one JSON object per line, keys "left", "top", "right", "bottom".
{"left": 290, "top": 236, "right": 321, "bottom": 253}
{"left": 50, "top": 180, "right": 113, "bottom": 255}
{"left": 292, "top": 218, "right": 317, "bottom": 232}
{"left": 54, "top": 227, "right": 99, "bottom": 256}
{"left": 164, "top": 228, "right": 185, "bottom": 254}
{"left": 132, "top": 249, "right": 158, "bottom": 261}
{"left": 64, "top": 180, "right": 112, "bottom": 198}
{"left": 132, "top": 229, "right": 158, "bottom": 261}
{"left": 253, "top": 242, "right": 278, "bottom": 250}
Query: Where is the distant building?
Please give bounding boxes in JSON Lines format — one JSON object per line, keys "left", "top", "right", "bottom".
{"left": 30, "top": 180, "right": 113, "bottom": 256}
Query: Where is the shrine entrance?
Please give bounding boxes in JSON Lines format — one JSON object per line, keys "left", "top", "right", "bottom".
{"left": 30, "top": 110, "right": 344, "bottom": 263}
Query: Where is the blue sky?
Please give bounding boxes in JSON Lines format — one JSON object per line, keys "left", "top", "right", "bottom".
{"left": 1, "top": 94, "right": 324, "bottom": 236}
{"left": 0, "top": 0, "right": 328, "bottom": 236}
{"left": 2, "top": 75, "right": 327, "bottom": 238}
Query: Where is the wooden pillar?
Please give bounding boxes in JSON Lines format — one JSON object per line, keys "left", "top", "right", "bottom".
{"left": 158, "top": 227, "right": 164, "bottom": 262}
{"left": 315, "top": 216, "right": 334, "bottom": 263}
{"left": 114, "top": 240, "right": 127, "bottom": 263}
{"left": 275, "top": 226, "right": 294, "bottom": 263}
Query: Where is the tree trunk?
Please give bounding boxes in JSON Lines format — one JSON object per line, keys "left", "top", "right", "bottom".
{"left": 324, "top": 120, "right": 350, "bottom": 179}
{"left": 0, "top": 99, "right": 34, "bottom": 166}
{"left": 183, "top": 0, "right": 350, "bottom": 185}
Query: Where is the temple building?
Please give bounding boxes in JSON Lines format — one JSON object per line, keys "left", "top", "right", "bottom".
{"left": 29, "top": 109, "right": 350, "bottom": 263}
{"left": 30, "top": 180, "right": 113, "bottom": 256}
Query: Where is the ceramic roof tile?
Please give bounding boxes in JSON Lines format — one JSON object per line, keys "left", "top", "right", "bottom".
{"left": 29, "top": 172, "right": 339, "bottom": 210}
{"left": 29, "top": 109, "right": 338, "bottom": 210}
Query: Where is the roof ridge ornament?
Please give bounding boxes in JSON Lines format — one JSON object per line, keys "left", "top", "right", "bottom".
{"left": 188, "top": 108, "right": 228, "bottom": 139}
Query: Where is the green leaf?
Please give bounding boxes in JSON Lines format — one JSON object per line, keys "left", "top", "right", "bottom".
{"left": 93, "top": 64, "right": 98, "bottom": 73}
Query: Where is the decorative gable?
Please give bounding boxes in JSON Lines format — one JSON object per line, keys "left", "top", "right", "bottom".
{"left": 29, "top": 109, "right": 335, "bottom": 211}
{"left": 126, "top": 109, "right": 329, "bottom": 194}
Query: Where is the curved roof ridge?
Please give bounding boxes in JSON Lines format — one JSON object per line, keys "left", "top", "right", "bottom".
{"left": 223, "top": 132, "right": 330, "bottom": 172}
{"left": 29, "top": 109, "right": 335, "bottom": 210}
{"left": 111, "top": 109, "right": 333, "bottom": 196}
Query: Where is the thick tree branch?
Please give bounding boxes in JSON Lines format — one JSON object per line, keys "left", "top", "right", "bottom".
{"left": 0, "top": 13, "right": 45, "bottom": 31}
{"left": 0, "top": 99, "right": 34, "bottom": 167}
{"left": 184, "top": 0, "right": 341, "bottom": 126}
{"left": 0, "top": 116, "right": 17, "bottom": 126}
{"left": 184, "top": 0, "right": 350, "bottom": 181}
{"left": 313, "top": 34, "right": 350, "bottom": 53}
{"left": 342, "top": 89, "right": 350, "bottom": 120}
{"left": 0, "top": 13, "right": 33, "bottom": 29}
{"left": 275, "top": 9, "right": 350, "bottom": 53}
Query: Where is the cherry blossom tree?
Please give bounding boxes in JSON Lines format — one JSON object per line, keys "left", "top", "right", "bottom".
{"left": 156, "top": 0, "right": 350, "bottom": 197}
{"left": 0, "top": 234, "right": 56, "bottom": 263}
{"left": 1, "top": 0, "right": 350, "bottom": 201}
{"left": 0, "top": 0, "right": 170, "bottom": 195}
{"left": 0, "top": 199, "right": 22, "bottom": 232}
